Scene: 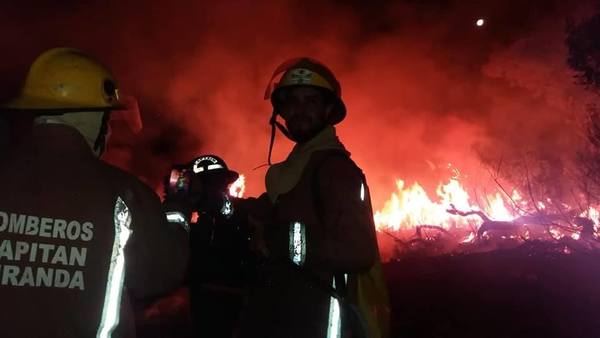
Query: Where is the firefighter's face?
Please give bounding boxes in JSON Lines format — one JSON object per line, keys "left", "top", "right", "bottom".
{"left": 277, "top": 86, "right": 333, "bottom": 143}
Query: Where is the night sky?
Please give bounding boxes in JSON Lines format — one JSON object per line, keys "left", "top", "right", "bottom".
{"left": 1, "top": 0, "right": 597, "bottom": 209}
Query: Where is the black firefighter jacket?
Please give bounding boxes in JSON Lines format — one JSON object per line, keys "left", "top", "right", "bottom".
{"left": 240, "top": 142, "right": 379, "bottom": 338}
{"left": 0, "top": 124, "right": 189, "bottom": 338}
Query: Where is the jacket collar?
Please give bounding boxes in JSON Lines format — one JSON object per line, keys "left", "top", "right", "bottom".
{"left": 266, "top": 125, "right": 348, "bottom": 202}
{"left": 26, "top": 124, "right": 95, "bottom": 159}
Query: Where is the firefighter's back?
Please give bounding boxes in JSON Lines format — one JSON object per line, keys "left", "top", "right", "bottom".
{"left": 0, "top": 47, "right": 188, "bottom": 338}
{"left": 0, "top": 124, "right": 151, "bottom": 338}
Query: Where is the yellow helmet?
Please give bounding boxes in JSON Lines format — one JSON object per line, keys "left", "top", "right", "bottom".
{"left": 263, "top": 57, "right": 347, "bottom": 164}
{"left": 265, "top": 57, "right": 346, "bottom": 125}
{"left": 1, "top": 48, "right": 122, "bottom": 113}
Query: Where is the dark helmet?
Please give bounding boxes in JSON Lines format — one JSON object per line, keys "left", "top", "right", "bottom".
{"left": 190, "top": 155, "right": 239, "bottom": 184}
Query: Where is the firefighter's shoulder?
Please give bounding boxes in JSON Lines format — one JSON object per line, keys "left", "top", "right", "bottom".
{"left": 313, "top": 150, "right": 363, "bottom": 184}
{"left": 96, "top": 161, "right": 161, "bottom": 207}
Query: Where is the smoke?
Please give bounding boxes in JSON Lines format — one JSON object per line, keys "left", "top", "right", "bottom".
{"left": 0, "top": 0, "right": 597, "bottom": 210}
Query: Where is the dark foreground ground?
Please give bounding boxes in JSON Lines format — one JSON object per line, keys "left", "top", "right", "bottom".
{"left": 385, "top": 243, "right": 600, "bottom": 338}
{"left": 137, "top": 243, "right": 600, "bottom": 338}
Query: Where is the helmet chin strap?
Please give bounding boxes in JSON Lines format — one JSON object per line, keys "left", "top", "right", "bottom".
{"left": 271, "top": 112, "right": 294, "bottom": 139}
{"left": 267, "top": 111, "right": 292, "bottom": 165}
{"left": 93, "top": 111, "right": 111, "bottom": 157}
{"left": 267, "top": 110, "right": 332, "bottom": 165}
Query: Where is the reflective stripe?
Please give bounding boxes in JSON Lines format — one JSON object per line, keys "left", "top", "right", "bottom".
{"left": 327, "top": 274, "right": 348, "bottom": 338}
{"left": 97, "top": 197, "right": 133, "bottom": 338}
{"left": 360, "top": 182, "right": 365, "bottom": 202}
{"left": 166, "top": 211, "right": 190, "bottom": 232}
{"left": 193, "top": 164, "right": 224, "bottom": 173}
{"left": 289, "top": 221, "right": 306, "bottom": 266}
{"left": 327, "top": 295, "right": 342, "bottom": 338}
{"left": 207, "top": 164, "right": 224, "bottom": 171}
{"left": 220, "top": 196, "right": 234, "bottom": 218}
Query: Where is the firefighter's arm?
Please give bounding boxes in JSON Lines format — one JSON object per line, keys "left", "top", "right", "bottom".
{"left": 240, "top": 193, "right": 274, "bottom": 258}
{"left": 305, "top": 157, "right": 377, "bottom": 273}
{"left": 241, "top": 193, "right": 273, "bottom": 221}
{"left": 125, "top": 184, "right": 190, "bottom": 301}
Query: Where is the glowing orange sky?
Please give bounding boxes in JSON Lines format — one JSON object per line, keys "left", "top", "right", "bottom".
{"left": 0, "top": 0, "right": 597, "bottom": 210}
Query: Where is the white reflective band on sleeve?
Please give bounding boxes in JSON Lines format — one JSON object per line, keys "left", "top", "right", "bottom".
{"left": 360, "top": 182, "right": 365, "bottom": 202}
{"left": 166, "top": 211, "right": 190, "bottom": 232}
{"left": 289, "top": 221, "right": 306, "bottom": 266}
{"left": 97, "top": 197, "right": 133, "bottom": 338}
{"left": 327, "top": 296, "right": 342, "bottom": 338}
{"left": 327, "top": 274, "right": 348, "bottom": 338}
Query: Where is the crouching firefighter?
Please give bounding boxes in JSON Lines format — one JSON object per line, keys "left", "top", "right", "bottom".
{"left": 238, "top": 58, "right": 391, "bottom": 338}
{"left": 0, "top": 48, "right": 189, "bottom": 338}
{"left": 163, "top": 155, "right": 254, "bottom": 338}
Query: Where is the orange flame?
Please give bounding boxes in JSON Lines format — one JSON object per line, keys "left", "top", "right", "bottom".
{"left": 374, "top": 170, "right": 600, "bottom": 255}
{"left": 374, "top": 178, "right": 514, "bottom": 233}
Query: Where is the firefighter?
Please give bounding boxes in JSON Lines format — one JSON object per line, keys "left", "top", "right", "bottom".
{"left": 239, "top": 58, "right": 390, "bottom": 338}
{"left": 0, "top": 48, "right": 189, "bottom": 338}
{"left": 164, "top": 155, "right": 253, "bottom": 338}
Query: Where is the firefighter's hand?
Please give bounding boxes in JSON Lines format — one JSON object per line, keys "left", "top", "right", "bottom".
{"left": 248, "top": 214, "right": 270, "bottom": 259}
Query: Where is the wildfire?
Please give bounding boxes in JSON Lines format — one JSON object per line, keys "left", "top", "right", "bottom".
{"left": 373, "top": 173, "right": 600, "bottom": 254}
{"left": 374, "top": 178, "right": 514, "bottom": 233}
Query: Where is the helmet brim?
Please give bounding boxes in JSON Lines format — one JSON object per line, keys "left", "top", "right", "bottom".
{"left": 193, "top": 169, "right": 239, "bottom": 185}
